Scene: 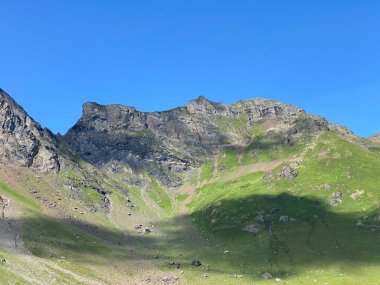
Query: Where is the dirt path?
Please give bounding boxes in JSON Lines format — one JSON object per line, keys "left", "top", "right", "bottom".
{"left": 200, "top": 158, "right": 290, "bottom": 188}
{"left": 27, "top": 255, "right": 104, "bottom": 285}
{"left": 214, "top": 158, "right": 288, "bottom": 183}
{"left": 177, "top": 169, "right": 202, "bottom": 244}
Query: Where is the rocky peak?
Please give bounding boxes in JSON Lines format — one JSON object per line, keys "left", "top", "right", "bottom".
{"left": 0, "top": 88, "right": 60, "bottom": 173}
{"left": 82, "top": 102, "right": 104, "bottom": 116}
{"left": 82, "top": 102, "right": 138, "bottom": 118}
{"left": 64, "top": 96, "right": 341, "bottom": 187}
{"left": 186, "top": 96, "right": 224, "bottom": 115}
{"left": 194, "top": 95, "right": 208, "bottom": 103}
{"left": 185, "top": 96, "right": 305, "bottom": 118}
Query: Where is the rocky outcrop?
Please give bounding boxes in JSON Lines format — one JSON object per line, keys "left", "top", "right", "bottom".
{"left": 64, "top": 97, "right": 307, "bottom": 186}
{"left": 64, "top": 96, "right": 350, "bottom": 187}
{"left": 369, "top": 133, "right": 380, "bottom": 143}
{"left": 0, "top": 89, "right": 60, "bottom": 173}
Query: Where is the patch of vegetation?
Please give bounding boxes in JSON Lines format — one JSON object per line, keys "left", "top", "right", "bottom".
{"left": 200, "top": 161, "right": 214, "bottom": 181}
{"left": 218, "top": 147, "right": 239, "bottom": 172}
{"left": 176, "top": 193, "right": 189, "bottom": 202}
{"left": 241, "top": 134, "right": 310, "bottom": 165}
{"left": 0, "top": 181, "right": 41, "bottom": 210}
{"left": 147, "top": 179, "right": 173, "bottom": 214}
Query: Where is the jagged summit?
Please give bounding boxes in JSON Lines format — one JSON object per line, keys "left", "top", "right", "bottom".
{"left": 0, "top": 88, "right": 60, "bottom": 173}
{"left": 82, "top": 101, "right": 138, "bottom": 118}
{"left": 194, "top": 95, "right": 209, "bottom": 102}
{"left": 64, "top": 95, "right": 343, "bottom": 187}
{"left": 81, "top": 95, "right": 305, "bottom": 117}
{"left": 187, "top": 95, "right": 214, "bottom": 105}
{"left": 0, "top": 87, "right": 352, "bottom": 183}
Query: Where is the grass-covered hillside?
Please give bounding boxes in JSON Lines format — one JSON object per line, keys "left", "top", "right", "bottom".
{"left": 1, "top": 123, "right": 379, "bottom": 284}
{"left": 188, "top": 131, "right": 380, "bottom": 284}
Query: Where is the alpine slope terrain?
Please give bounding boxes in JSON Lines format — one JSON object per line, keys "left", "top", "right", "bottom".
{"left": 0, "top": 88, "right": 379, "bottom": 284}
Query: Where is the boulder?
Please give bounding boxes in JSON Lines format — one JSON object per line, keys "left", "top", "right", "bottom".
{"left": 330, "top": 198, "right": 342, "bottom": 207}
{"left": 262, "top": 272, "right": 273, "bottom": 280}
{"left": 169, "top": 262, "right": 180, "bottom": 269}
{"left": 255, "top": 214, "right": 264, "bottom": 222}
{"left": 278, "top": 164, "right": 298, "bottom": 180}
{"left": 333, "top": 191, "right": 344, "bottom": 198}
{"left": 134, "top": 224, "right": 142, "bottom": 230}
{"left": 350, "top": 190, "right": 364, "bottom": 201}
{"left": 279, "top": 215, "right": 289, "bottom": 222}
{"left": 243, "top": 224, "right": 260, "bottom": 234}
{"left": 330, "top": 191, "right": 344, "bottom": 206}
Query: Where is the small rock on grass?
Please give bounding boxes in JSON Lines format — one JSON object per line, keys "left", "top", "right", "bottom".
{"left": 169, "top": 262, "right": 180, "bottom": 269}
{"left": 232, "top": 274, "right": 243, "bottom": 279}
{"left": 191, "top": 260, "right": 202, "bottom": 267}
{"left": 262, "top": 272, "right": 273, "bottom": 280}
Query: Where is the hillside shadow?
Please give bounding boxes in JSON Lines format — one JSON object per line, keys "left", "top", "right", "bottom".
{"left": 185, "top": 193, "right": 380, "bottom": 279}
{"left": 3, "top": 192, "right": 380, "bottom": 280}
{"left": 8, "top": 216, "right": 157, "bottom": 262}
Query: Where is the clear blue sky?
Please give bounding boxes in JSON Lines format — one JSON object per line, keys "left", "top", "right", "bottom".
{"left": 0, "top": 1, "right": 379, "bottom": 137}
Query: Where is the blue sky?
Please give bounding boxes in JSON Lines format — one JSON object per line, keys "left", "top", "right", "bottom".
{"left": 0, "top": 1, "right": 379, "bottom": 137}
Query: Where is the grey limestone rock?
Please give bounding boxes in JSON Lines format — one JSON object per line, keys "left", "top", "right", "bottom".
{"left": 0, "top": 89, "right": 60, "bottom": 173}
{"left": 278, "top": 164, "right": 298, "bottom": 180}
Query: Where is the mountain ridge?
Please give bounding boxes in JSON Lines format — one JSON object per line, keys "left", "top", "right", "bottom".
{"left": 64, "top": 94, "right": 351, "bottom": 187}
{"left": 0, "top": 88, "right": 356, "bottom": 184}
{"left": 1, "top": 87, "right": 380, "bottom": 284}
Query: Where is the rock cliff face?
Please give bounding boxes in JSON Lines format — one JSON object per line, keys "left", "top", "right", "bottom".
{"left": 0, "top": 88, "right": 352, "bottom": 183}
{"left": 64, "top": 96, "right": 344, "bottom": 187}
{"left": 0, "top": 89, "right": 60, "bottom": 173}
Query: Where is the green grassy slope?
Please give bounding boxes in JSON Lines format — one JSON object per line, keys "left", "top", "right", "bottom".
{"left": 1, "top": 130, "right": 379, "bottom": 284}
{"left": 0, "top": 162, "right": 178, "bottom": 284}
{"left": 188, "top": 131, "right": 380, "bottom": 284}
